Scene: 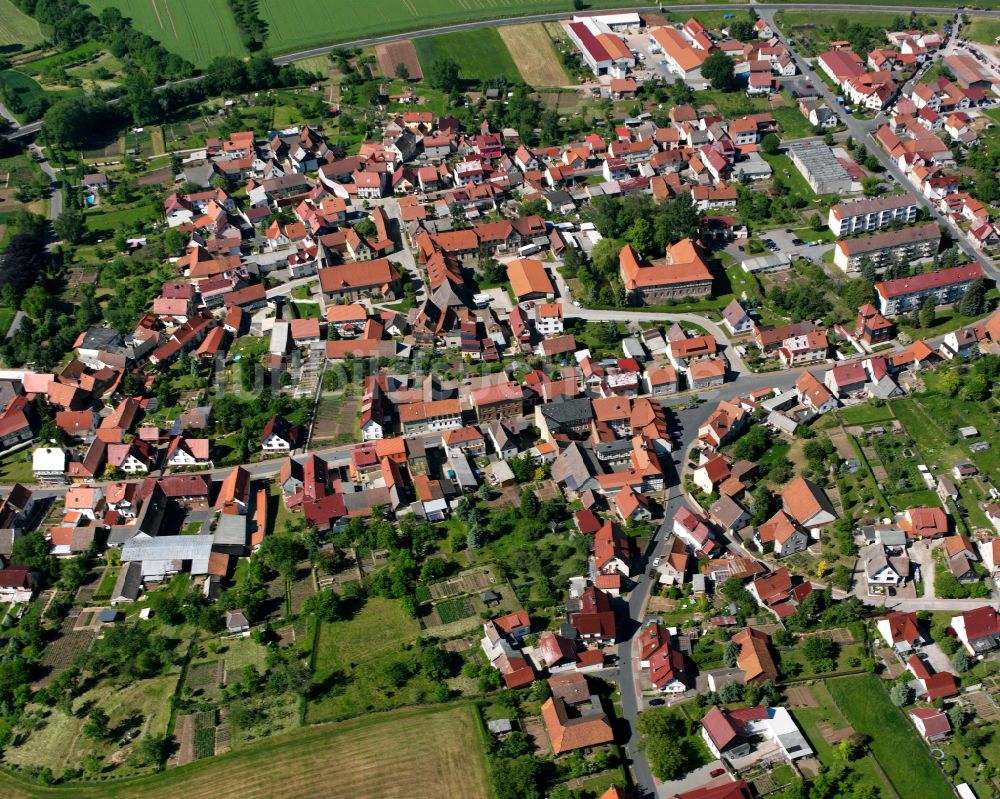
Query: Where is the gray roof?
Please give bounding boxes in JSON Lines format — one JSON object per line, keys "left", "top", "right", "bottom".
{"left": 552, "top": 442, "right": 600, "bottom": 493}
{"left": 213, "top": 514, "right": 248, "bottom": 548}
{"left": 78, "top": 327, "right": 122, "bottom": 350}
{"left": 121, "top": 534, "right": 214, "bottom": 577}
{"left": 710, "top": 495, "right": 749, "bottom": 530}
{"left": 540, "top": 396, "right": 593, "bottom": 426}
{"left": 111, "top": 560, "right": 143, "bottom": 603}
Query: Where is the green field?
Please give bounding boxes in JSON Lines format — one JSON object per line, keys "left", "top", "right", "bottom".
{"left": 791, "top": 682, "right": 893, "bottom": 796}
{"left": 307, "top": 596, "right": 438, "bottom": 722}
{"left": 85, "top": 202, "right": 160, "bottom": 233}
{"left": 0, "top": 70, "right": 46, "bottom": 115}
{"left": 0, "top": 0, "right": 45, "bottom": 50}
{"left": 414, "top": 28, "right": 521, "bottom": 84}
{"left": 968, "top": 16, "right": 1000, "bottom": 45}
{"left": 83, "top": 0, "right": 245, "bottom": 66}
{"left": 827, "top": 675, "right": 955, "bottom": 799}
{"left": 0, "top": 704, "right": 490, "bottom": 799}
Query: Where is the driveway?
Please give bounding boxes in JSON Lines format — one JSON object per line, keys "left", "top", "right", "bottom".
{"left": 909, "top": 540, "right": 937, "bottom": 600}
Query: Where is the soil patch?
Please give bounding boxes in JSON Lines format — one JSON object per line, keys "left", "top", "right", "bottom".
{"left": 376, "top": 40, "right": 423, "bottom": 81}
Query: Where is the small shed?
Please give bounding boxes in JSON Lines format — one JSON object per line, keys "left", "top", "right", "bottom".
{"left": 225, "top": 609, "right": 250, "bottom": 634}
{"left": 98, "top": 609, "right": 122, "bottom": 624}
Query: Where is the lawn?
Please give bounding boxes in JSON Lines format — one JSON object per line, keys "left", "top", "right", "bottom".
{"left": 414, "top": 28, "right": 521, "bottom": 85}
{"left": 84, "top": 202, "right": 160, "bottom": 233}
{"left": 839, "top": 404, "right": 895, "bottom": 426}
{"left": 0, "top": 450, "right": 35, "bottom": 483}
{"left": 695, "top": 87, "right": 774, "bottom": 118}
{"left": 967, "top": 16, "right": 1000, "bottom": 45}
{"left": 0, "top": 704, "right": 489, "bottom": 799}
{"left": 763, "top": 152, "right": 818, "bottom": 200}
{"left": 307, "top": 596, "right": 436, "bottom": 722}
{"left": 773, "top": 103, "right": 815, "bottom": 140}
{"left": 83, "top": 0, "right": 246, "bottom": 67}
{"left": 0, "top": 0, "right": 44, "bottom": 50}
{"left": 827, "top": 674, "right": 954, "bottom": 799}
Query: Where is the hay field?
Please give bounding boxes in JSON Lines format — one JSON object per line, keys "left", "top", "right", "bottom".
{"left": 498, "top": 23, "right": 568, "bottom": 86}
{"left": 83, "top": 0, "right": 245, "bottom": 66}
{"left": 0, "top": 705, "right": 489, "bottom": 799}
{"left": 0, "top": 0, "right": 44, "bottom": 50}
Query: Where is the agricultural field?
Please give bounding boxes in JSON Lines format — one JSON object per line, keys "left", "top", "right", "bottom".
{"left": 0, "top": 704, "right": 489, "bottom": 799}
{"left": 414, "top": 28, "right": 521, "bottom": 85}
{"left": 0, "top": 0, "right": 44, "bottom": 51}
{"left": 257, "top": 0, "right": 676, "bottom": 54}
{"left": 827, "top": 674, "right": 955, "bottom": 799}
{"left": 83, "top": 0, "right": 245, "bottom": 66}
{"left": 375, "top": 40, "right": 423, "bottom": 81}
{"left": 497, "top": 23, "right": 568, "bottom": 87}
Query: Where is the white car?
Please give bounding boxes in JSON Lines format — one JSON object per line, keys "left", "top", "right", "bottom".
{"left": 653, "top": 556, "right": 661, "bottom": 566}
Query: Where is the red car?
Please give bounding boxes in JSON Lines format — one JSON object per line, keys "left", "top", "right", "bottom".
{"left": 710, "top": 768, "right": 726, "bottom": 778}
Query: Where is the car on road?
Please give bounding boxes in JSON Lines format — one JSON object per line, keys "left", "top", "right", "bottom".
{"left": 710, "top": 768, "right": 726, "bottom": 778}
{"left": 791, "top": 237, "right": 804, "bottom": 246}
{"left": 653, "top": 556, "right": 661, "bottom": 566}
{"left": 805, "top": 82, "right": 814, "bottom": 88}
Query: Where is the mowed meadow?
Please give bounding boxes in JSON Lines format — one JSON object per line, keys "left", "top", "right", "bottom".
{"left": 83, "top": 0, "right": 245, "bottom": 66}
{"left": 0, "top": 705, "right": 490, "bottom": 799}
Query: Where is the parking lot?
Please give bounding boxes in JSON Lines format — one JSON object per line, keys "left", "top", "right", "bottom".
{"left": 621, "top": 30, "right": 710, "bottom": 90}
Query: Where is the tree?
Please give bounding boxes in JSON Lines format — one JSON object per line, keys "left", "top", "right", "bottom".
{"left": 83, "top": 707, "right": 110, "bottom": 741}
{"left": 724, "top": 639, "right": 740, "bottom": 668}
{"left": 0, "top": 233, "right": 48, "bottom": 296}
{"left": 394, "top": 63, "right": 410, "bottom": 81}
{"left": 861, "top": 176, "right": 879, "bottom": 196}
{"left": 802, "top": 636, "right": 838, "bottom": 671}
{"left": 42, "top": 96, "right": 109, "bottom": 149}
{"left": 638, "top": 708, "right": 704, "bottom": 781}
{"left": 702, "top": 50, "right": 736, "bottom": 91}
{"left": 733, "top": 426, "right": 772, "bottom": 461}
{"left": 958, "top": 277, "right": 987, "bottom": 317}
{"left": 918, "top": 295, "right": 936, "bottom": 329}
{"left": 761, "top": 133, "right": 780, "bottom": 155}
{"left": 428, "top": 58, "right": 461, "bottom": 92}
{"left": 889, "top": 683, "right": 909, "bottom": 706}
{"left": 520, "top": 489, "right": 540, "bottom": 518}
{"left": 952, "top": 649, "right": 970, "bottom": 673}
{"left": 54, "top": 206, "right": 85, "bottom": 244}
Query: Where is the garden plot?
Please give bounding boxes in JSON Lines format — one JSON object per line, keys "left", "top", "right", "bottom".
{"left": 428, "top": 567, "right": 494, "bottom": 600}
{"left": 965, "top": 690, "right": 1000, "bottom": 722}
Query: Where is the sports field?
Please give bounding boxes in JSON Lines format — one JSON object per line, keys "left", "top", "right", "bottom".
{"left": 0, "top": 0, "right": 45, "bottom": 50}
{"left": 0, "top": 704, "right": 490, "bottom": 799}
{"left": 414, "top": 28, "right": 521, "bottom": 84}
{"left": 498, "top": 23, "right": 568, "bottom": 86}
{"left": 83, "top": 0, "right": 245, "bottom": 66}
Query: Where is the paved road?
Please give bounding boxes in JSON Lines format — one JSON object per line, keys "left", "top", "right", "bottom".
{"left": 29, "top": 143, "right": 63, "bottom": 224}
